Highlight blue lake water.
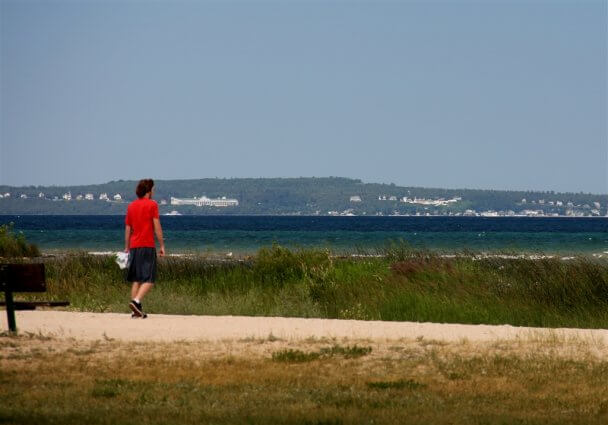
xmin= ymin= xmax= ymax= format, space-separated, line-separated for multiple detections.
xmin=1 ymin=215 xmax=608 ymax=255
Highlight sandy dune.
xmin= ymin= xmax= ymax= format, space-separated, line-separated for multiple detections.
xmin=2 ymin=310 xmax=608 ymax=345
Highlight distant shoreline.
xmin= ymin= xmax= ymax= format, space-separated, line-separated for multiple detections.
xmin=1 ymin=213 xmax=608 ymax=218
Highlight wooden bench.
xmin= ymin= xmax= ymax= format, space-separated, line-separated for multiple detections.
xmin=0 ymin=263 xmax=69 ymax=333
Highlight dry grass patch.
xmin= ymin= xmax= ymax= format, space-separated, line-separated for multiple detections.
xmin=0 ymin=334 xmax=607 ymax=424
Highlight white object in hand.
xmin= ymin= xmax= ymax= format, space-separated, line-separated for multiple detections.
xmin=115 ymin=252 xmax=129 ymax=269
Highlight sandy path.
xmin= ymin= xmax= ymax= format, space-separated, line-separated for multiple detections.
xmin=2 ymin=310 xmax=608 ymax=344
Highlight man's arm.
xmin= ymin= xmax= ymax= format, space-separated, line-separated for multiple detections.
xmin=153 ymin=218 xmax=165 ymax=256
xmin=124 ymin=225 xmax=131 ymax=252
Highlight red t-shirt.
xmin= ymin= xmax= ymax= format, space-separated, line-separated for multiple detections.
xmin=125 ymin=198 xmax=160 ymax=248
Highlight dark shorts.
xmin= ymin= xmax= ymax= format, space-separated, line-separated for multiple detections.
xmin=127 ymin=247 xmax=157 ymax=283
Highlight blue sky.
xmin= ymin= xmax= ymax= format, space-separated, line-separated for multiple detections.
xmin=1 ymin=0 xmax=606 ymax=193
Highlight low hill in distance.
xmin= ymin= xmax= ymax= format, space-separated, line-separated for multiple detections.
xmin=0 ymin=177 xmax=606 ymax=217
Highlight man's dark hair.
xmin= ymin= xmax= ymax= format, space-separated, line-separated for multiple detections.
xmin=136 ymin=179 xmax=154 ymax=199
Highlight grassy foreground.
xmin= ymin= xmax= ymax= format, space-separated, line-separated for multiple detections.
xmin=13 ymin=244 xmax=608 ymax=328
xmin=1 ymin=333 xmax=607 ymax=425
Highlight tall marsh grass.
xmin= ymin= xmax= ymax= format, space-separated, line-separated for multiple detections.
xmin=20 ymin=244 xmax=608 ymax=328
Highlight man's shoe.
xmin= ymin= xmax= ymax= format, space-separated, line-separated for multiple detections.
xmin=129 ymin=300 xmax=144 ymax=317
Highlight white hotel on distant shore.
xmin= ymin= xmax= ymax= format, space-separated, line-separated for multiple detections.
xmin=170 ymin=196 xmax=239 ymax=207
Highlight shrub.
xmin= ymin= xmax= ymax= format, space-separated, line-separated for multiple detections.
xmin=366 ymin=379 xmax=426 ymax=390
xmin=391 ymin=256 xmax=454 ymax=278
xmin=319 ymin=344 xmax=372 ymax=358
xmin=272 ymin=349 xmax=320 ymax=363
xmin=272 ymin=345 xmax=372 ymax=363
xmin=382 ymin=239 xmax=414 ymax=262
xmin=0 ymin=223 xmax=40 ymax=258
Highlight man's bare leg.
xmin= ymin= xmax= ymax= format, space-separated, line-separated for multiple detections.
xmin=131 ymin=282 xmax=141 ymax=300
xmin=135 ymin=282 xmax=153 ymax=302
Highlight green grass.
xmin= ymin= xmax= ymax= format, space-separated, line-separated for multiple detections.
xmin=15 ymin=244 xmax=608 ymax=328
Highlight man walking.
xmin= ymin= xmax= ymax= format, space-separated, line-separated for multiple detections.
xmin=124 ymin=179 xmax=165 ymax=318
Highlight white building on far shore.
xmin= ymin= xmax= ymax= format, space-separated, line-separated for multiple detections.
xmin=350 ymin=195 xmax=362 ymax=202
xmin=99 ymin=193 xmax=109 ymax=201
xmin=521 ymin=209 xmax=545 ymax=216
xmin=401 ymin=196 xmax=461 ymax=207
xmin=171 ymin=195 xmax=239 ymax=207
